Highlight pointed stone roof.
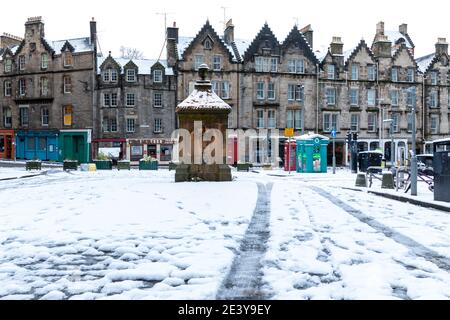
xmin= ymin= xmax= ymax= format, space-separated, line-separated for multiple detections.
xmin=60 ymin=40 xmax=75 ymax=53
xmin=281 ymin=25 xmax=319 ymax=65
xmin=243 ymin=23 xmax=280 ymax=61
xmin=392 ymin=43 xmax=418 ymax=69
xmin=345 ymin=39 xmax=376 ymax=67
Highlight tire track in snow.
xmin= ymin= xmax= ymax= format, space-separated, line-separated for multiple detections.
xmin=216 ymin=182 xmax=273 ymax=300
xmin=308 ymin=185 xmax=450 ymax=273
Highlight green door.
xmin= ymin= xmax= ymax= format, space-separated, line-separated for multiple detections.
xmin=73 ymin=135 xmax=85 ymax=163
xmin=63 ymin=135 xmax=73 ymax=160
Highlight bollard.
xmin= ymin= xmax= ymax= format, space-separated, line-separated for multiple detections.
xmin=381 ymin=172 xmax=394 ymax=189
xmin=355 ymin=173 xmax=368 ymax=187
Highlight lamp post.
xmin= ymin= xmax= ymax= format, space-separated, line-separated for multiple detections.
xmin=406 ymin=87 xmax=418 ymax=196
xmin=383 ymin=118 xmax=394 ymax=168
xmin=298 ymin=84 xmax=305 ymax=136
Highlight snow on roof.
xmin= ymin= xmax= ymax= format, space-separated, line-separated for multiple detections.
xmin=416 ymin=53 xmax=435 ymax=73
xmin=177 ymin=36 xmax=194 ymax=59
xmin=343 ymin=49 xmax=353 ymax=62
xmin=232 ymin=39 xmax=252 ymax=59
xmin=50 ymin=37 xmax=94 ymax=53
xmin=297 ymin=132 xmax=330 ymax=141
xmin=96 ymin=56 xmax=174 ymax=76
xmin=384 ymin=31 xmax=413 ymax=48
xmin=177 ymin=86 xmax=231 ymax=111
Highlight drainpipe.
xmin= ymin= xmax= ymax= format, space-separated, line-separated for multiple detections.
xmin=422 ymin=75 xmax=426 ymax=149
xmin=316 ymin=63 xmax=319 ymax=133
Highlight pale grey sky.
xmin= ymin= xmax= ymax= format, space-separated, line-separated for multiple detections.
xmin=1 ymin=0 xmax=448 ymax=60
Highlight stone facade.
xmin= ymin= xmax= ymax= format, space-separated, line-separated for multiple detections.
xmin=95 ymin=54 xmax=176 ymax=162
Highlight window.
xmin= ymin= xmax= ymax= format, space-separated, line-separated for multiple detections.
xmin=4 ymin=81 xmax=12 ymax=97
xmin=3 ymin=107 xmax=12 ymax=127
xmin=40 ymin=77 xmax=49 ymax=96
xmin=126 ymin=69 xmax=136 ymax=82
xmin=407 ymin=68 xmax=414 ymax=82
xmin=326 ymin=88 xmax=336 ymax=105
xmin=19 ymin=107 xmax=29 ymax=126
xmin=154 ymin=118 xmax=162 ymax=133
xmin=327 ymin=65 xmax=335 ymax=79
xmin=41 ymin=107 xmax=49 ymax=126
xmin=256 ymin=82 xmax=265 ymax=100
xmin=111 ymin=69 xmax=118 ymax=82
xmin=154 ymin=70 xmax=163 ymax=83
xmin=255 ymin=57 xmax=278 ymax=72
xmin=430 ymin=115 xmax=439 ymax=134
xmin=390 ymin=90 xmax=399 ymax=107
xmin=288 ymin=59 xmax=305 ymax=74
xmin=19 ymin=79 xmax=26 ymax=96
xmin=63 ymin=106 xmax=73 ymax=126
xmin=4 ymin=59 xmax=12 ymax=73
xmin=19 ymin=55 xmax=25 ymax=70
xmin=323 ymin=112 xmax=338 ymax=132
xmin=367 ymin=89 xmax=376 ymax=106
xmin=126 ymin=93 xmax=135 ymax=107
xmin=268 ymin=82 xmax=275 ymax=100
xmin=367 ymin=65 xmax=376 ymax=81
xmin=351 ymin=65 xmax=359 ymax=80
xmin=194 ymin=55 xmax=204 ymax=70
xmin=213 ymin=55 xmax=222 ymax=71
xmin=350 ymin=89 xmax=359 ymax=106
xmin=103 ymin=70 xmax=110 ymax=82
xmin=110 ymin=118 xmax=117 ymax=132
xmin=267 ymin=110 xmax=276 ymax=129
xmin=287 ymin=110 xmax=302 ymax=129
xmin=288 ymin=84 xmax=295 ymax=101
xmin=448 ymin=92 xmax=450 ymax=108
xmin=430 ymin=91 xmax=438 ymax=108
xmin=63 ymin=76 xmax=72 ymax=93
xmin=221 ymin=82 xmax=230 ymax=99
xmin=391 ymin=68 xmax=398 ymax=82
xmin=41 ymin=53 xmax=49 ymax=69
xmin=256 ymin=110 xmax=264 ymax=128
xmin=103 ymin=93 xmax=111 ymax=107
xmin=392 ymin=114 xmax=400 ymax=133
xmin=204 ymin=39 xmax=212 ymax=50
xmin=111 ymin=93 xmax=117 ymax=107
xmin=64 ymin=52 xmax=73 ymax=67
xmin=431 ymin=71 xmax=438 ymax=85
xmin=368 ymin=112 xmax=377 ymax=132
xmin=126 ymin=118 xmax=135 ymax=133
xmin=102 ymin=118 xmax=109 ymax=132
xmin=154 ymin=92 xmax=163 ymax=107
xmin=407 ymin=90 xmax=414 ymax=107
xmin=351 ymin=114 xmax=359 ymax=132
xmin=407 ymin=113 xmax=413 ymax=132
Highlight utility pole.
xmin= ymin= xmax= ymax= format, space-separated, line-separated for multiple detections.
xmin=156 ymin=12 xmax=174 ymax=61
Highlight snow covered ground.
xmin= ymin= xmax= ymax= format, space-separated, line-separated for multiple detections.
xmin=0 ymin=167 xmax=449 ymax=300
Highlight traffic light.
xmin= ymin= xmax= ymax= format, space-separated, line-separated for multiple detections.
xmin=346 ymin=132 xmax=352 ymax=145
xmin=352 ymin=132 xmax=358 ymax=141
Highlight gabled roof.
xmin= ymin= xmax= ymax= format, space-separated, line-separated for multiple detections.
xmin=48 ymin=37 xmax=94 ymax=54
xmin=97 ymin=56 xmax=174 ymax=75
xmin=123 ymin=60 xmax=138 ymax=70
xmin=385 ymin=30 xmax=415 ymax=49
xmin=243 ymin=23 xmax=280 ymax=61
xmin=345 ymin=39 xmax=376 ymax=67
xmin=281 ymin=25 xmax=319 ymax=65
xmin=60 ymin=40 xmax=75 ymax=53
xmin=99 ymin=54 xmax=122 ymax=72
xmin=392 ymin=43 xmax=418 ymax=69
xmin=416 ymin=52 xmax=449 ymax=73
xmin=181 ymin=20 xmax=235 ymax=63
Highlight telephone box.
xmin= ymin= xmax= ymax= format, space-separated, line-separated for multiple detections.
xmin=296 ymin=133 xmax=330 ymax=173
xmin=284 ymin=140 xmax=297 ymax=171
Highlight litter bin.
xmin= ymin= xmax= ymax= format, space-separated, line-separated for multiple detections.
xmin=358 ymin=151 xmax=383 ymax=172
xmin=433 ymin=140 xmax=450 ymax=202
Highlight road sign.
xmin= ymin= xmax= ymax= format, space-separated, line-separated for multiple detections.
xmin=285 ymin=128 xmax=294 ymax=137
xmin=331 ymin=130 xmax=336 ymax=139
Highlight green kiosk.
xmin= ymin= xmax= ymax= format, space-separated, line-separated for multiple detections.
xmin=58 ymin=129 xmax=91 ymax=164
xmin=296 ymin=133 xmax=330 ymax=173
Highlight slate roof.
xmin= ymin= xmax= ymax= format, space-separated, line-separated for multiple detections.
xmin=97 ymin=56 xmax=174 ymax=75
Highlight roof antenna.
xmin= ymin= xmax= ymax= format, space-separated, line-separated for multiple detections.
xmin=156 ymin=12 xmax=174 ymax=62
xmin=220 ymin=6 xmax=229 ymax=31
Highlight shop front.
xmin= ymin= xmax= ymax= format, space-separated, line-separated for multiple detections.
xmin=15 ymin=130 xmax=59 ymax=161
xmin=59 ymin=130 xmax=91 ymax=164
xmin=127 ymin=138 xmax=175 ymax=163
xmin=91 ymin=138 xmax=127 ymax=162
xmin=0 ymin=130 xmax=15 ymax=160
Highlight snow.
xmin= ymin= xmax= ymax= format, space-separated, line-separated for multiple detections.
xmin=96 ymin=56 xmax=174 ymax=76
xmin=177 ymin=88 xmax=232 ymax=111
xmin=50 ymin=38 xmax=94 ymax=53
xmin=416 ymin=53 xmax=435 ymax=73
xmin=0 ymin=166 xmax=450 ymax=299
xmin=384 ymin=31 xmax=413 ymax=49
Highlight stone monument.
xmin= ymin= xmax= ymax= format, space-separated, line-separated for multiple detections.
xmin=175 ymin=64 xmax=232 ymax=182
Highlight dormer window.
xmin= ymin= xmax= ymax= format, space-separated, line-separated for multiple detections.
xmin=41 ymin=53 xmax=49 ymax=69
xmin=204 ymin=39 xmax=212 ymax=50
xmin=126 ymin=69 xmax=136 ymax=82
xmin=153 ymin=70 xmax=163 ymax=83
xmin=4 ymin=59 xmax=12 ymax=73
xmin=111 ymin=69 xmax=118 ymax=82
xmin=103 ymin=70 xmax=110 ymax=82
xmin=19 ymin=55 xmax=25 ymax=71
xmin=64 ymin=52 xmax=73 ymax=67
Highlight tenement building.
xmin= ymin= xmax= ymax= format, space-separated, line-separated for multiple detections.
xmin=170 ymin=19 xmax=449 ymax=166
xmin=95 ymin=54 xmax=176 ymax=163
xmin=0 ymin=17 xmax=97 ymax=163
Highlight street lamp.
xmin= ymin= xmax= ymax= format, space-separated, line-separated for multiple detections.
xmin=383 ymin=118 xmax=394 ymax=167
xmin=406 ymin=86 xmax=418 ymax=196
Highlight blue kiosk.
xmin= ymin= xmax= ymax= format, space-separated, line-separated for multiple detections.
xmin=296 ymin=133 xmax=330 ymax=173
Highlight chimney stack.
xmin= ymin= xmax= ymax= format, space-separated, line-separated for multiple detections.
xmin=436 ymin=38 xmax=448 ymax=55
xmin=90 ymin=17 xmax=97 ymax=50
xmin=399 ymin=23 xmax=408 ymax=35
xmin=372 ymin=35 xmax=392 ymax=58
xmin=167 ymin=21 xmax=179 ymax=43
xmin=25 ymin=16 xmax=45 ymax=39
xmin=330 ymin=36 xmax=343 ymax=55
xmin=376 ymin=21 xmax=385 ymax=35
xmin=166 ymin=21 xmax=179 ymax=67
xmin=300 ymin=24 xmax=313 ymax=49
xmin=224 ymin=19 xmax=234 ymax=45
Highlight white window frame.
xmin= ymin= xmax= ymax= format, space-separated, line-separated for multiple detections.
xmin=256 ymin=82 xmax=265 ymax=100
xmin=4 ymin=81 xmax=12 ymax=97
xmin=268 ymin=82 xmax=275 ymax=100
xmin=111 ymin=93 xmax=118 ymax=107
xmin=431 ymin=71 xmax=438 ymax=85
xmin=19 ymin=79 xmax=26 ymax=96
xmin=19 ymin=55 xmax=25 ymax=70
xmin=430 ymin=91 xmax=438 ymax=108
xmin=213 ymin=55 xmax=222 ymax=71
xmin=286 ymin=110 xmax=294 ymax=128
xmin=391 ymin=90 xmax=399 ymax=107
xmin=41 ymin=108 xmax=49 ymax=126
xmin=126 ymin=118 xmax=135 ymax=133
xmin=63 ymin=76 xmax=72 ymax=94
xmin=350 ymin=114 xmax=359 ymax=132
xmin=430 ymin=115 xmax=439 ymax=134
xmin=126 ymin=93 xmax=136 ymax=107
xmin=323 ymin=112 xmax=339 ymax=132
xmin=270 ymin=57 xmax=278 ymax=73
xmin=63 ymin=52 xmax=73 ymax=67
xmin=256 ymin=110 xmax=264 ymax=128
xmin=392 ymin=114 xmax=400 ymax=133
xmin=40 ymin=77 xmax=49 ymax=96
xmin=3 ymin=107 xmax=12 ymax=127
xmin=221 ymin=82 xmax=230 ymax=99
xmin=351 ymin=65 xmax=359 ymax=80
xmin=407 ymin=68 xmax=415 ymax=82
xmin=103 ymin=70 xmax=110 ymax=82
xmin=154 ymin=118 xmax=163 ymax=133
xmin=41 ymin=53 xmax=49 ymax=69
xmin=391 ymin=67 xmax=398 ymax=82
xmin=367 ymin=65 xmax=376 ymax=81
xmin=154 ymin=92 xmax=163 ymax=108
xmin=326 ymin=88 xmax=336 ymax=105
xmin=350 ymin=88 xmax=359 ymax=106
xmin=367 ymin=89 xmax=376 ymax=106
xmin=111 ymin=69 xmax=118 ymax=82
xmin=126 ymin=69 xmax=136 ymax=82
xmin=19 ymin=107 xmax=29 ymax=126
xmin=294 ymin=110 xmax=302 ymax=130
xmin=110 ymin=118 xmax=118 ymax=132
xmin=368 ymin=112 xmax=377 ymax=132
xmin=103 ymin=93 xmax=111 ymax=107
xmin=327 ymin=65 xmax=335 ymax=80
xmin=153 ymin=70 xmax=163 ymax=83
xmin=267 ymin=110 xmax=276 ymax=129
xmin=194 ymin=55 xmax=204 ymax=70
xmin=4 ymin=59 xmax=12 ymax=73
